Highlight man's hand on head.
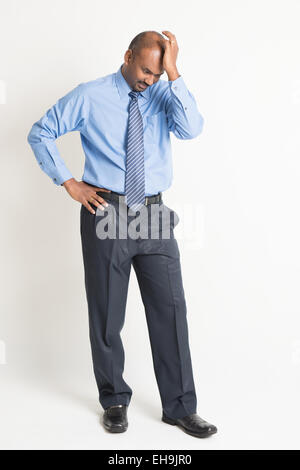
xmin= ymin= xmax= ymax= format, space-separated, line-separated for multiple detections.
xmin=161 ymin=31 xmax=180 ymax=81
xmin=62 ymin=178 xmax=111 ymax=214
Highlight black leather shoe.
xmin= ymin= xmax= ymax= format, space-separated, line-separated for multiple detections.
xmin=103 ymin=405 xmax=128 ymax=433
xmin=162 ymin=412 xmax=217 ymax=438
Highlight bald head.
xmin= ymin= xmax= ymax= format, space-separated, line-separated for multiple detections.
xmin=128 ymin=30 xmax=165 ymax=61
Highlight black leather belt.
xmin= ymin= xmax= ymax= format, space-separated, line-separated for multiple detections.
xmin=96 ymin=190 xmax=163 ymax=206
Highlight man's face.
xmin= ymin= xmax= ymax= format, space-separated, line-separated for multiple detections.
xmin=123 ymin=47 xmax=164 ymax=92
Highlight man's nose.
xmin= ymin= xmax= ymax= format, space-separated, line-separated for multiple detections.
xmin=145 ymin=76 xmax=154 ymax=86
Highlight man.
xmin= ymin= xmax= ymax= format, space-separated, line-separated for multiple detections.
xmin=27 ymin=30 xmax=218 ymax=439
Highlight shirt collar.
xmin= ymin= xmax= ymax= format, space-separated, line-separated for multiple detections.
xmin=115 ymin=63 xmax=150 ymax=101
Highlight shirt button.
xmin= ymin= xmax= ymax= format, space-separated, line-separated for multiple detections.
xmin=174 ymin=86 xmax=177 ymax=90
xmin=39 ymin=161 xmax=42 ymax=165
xmin=53 ymin=178 xmax=57 ymax=182
xmin=184 ymin=107 xmax=187 ymax=110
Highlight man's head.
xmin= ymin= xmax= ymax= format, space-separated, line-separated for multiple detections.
xmin=122 ymin=31 xmax=166 ymax=92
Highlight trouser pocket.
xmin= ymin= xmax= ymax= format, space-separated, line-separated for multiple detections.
xmin=162 ymin=203 xmax=180 ymax=228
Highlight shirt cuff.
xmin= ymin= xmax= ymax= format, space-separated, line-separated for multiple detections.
xmin=30 ymin=142 xmax=74 ymax=186
xmin=168 ymin=75 xmax=190 ymax=111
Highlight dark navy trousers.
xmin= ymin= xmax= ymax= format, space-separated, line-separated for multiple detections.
xmin=80 ymin=193 xmax=197 ymax=419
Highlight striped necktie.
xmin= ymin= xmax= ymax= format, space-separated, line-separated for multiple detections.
xmin=125 ymin=90 xmax=145 ymax=212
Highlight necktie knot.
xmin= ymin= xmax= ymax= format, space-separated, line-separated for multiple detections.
xmin=129 ymin=90 xmax=140 ymax=100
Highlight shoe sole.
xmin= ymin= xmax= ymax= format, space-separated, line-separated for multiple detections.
xmin=102 ymin=422 xmax=128 ymax=432
xmin=162 ymin=415 xmax=217 ymax=438
xmin=103 ymin=422 xmax=128 ymax=433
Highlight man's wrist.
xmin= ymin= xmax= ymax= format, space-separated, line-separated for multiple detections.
xmin=167 ymin=68 xmax=180 ymax=81
xmin=62 ymin=177 xmax=77 ymax=188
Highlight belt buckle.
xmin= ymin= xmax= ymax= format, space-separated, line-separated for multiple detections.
xmin=145 ymin=196 xmax=149 ymax=206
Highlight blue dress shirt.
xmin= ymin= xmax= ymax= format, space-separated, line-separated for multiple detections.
xmin=27 ymin=63 xmax=204 ymax=196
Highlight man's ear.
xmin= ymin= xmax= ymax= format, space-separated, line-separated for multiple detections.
xmin=124 ymin=49 xmax=133 ymax=66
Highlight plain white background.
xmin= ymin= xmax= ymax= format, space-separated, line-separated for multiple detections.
xmin=1 ymin=0 xmax=300 ymax=450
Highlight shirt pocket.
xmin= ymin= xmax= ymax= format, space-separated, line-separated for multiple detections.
xmin=146 ymin=110 xmax=166 ymax=136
